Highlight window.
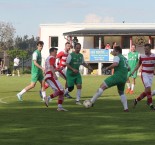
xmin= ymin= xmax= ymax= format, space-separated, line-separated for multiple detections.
xmin=50 ymin=36 xmax=58 ymax=47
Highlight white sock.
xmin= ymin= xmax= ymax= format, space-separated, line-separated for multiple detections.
xmin=42 ymin=91 xmax=46 ymax=99
xmin=131 ymin=84 xmax=134 ymax=91
xmin=58 ymin=104 xmax=62 ymax=108
xmin=76 ymin=89 xmax=81 ymax=101
xmin=120 ymin=94 xmax=128 ymax=110
xmin=64 ymin=88 xmax=69 ymax=95
xmin=152 ymin=90 xmax=155 ymax=96
xmin=19 ymin=89 xmax=26 ymax=96
xmin=91 ymin=88 xmax=103 ymax=103
xmin=126 ymin=83 xmax=130 ymax=89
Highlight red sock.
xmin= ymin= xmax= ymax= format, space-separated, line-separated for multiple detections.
xmin=50 ymin=91 xmax=60 ymax=98
xmin=58 ymin=99 xmax=63 ymax=105
xmin=44 ymin=83 xmax=49 ymax=89
xmin=146 ymin=92 xmax=152 ymax=105
xmin=137 ymin=92 xmax=146 ymax=101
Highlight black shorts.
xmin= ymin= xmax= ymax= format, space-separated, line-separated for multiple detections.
xmin=13 ymin=66 xmax=20 ymax=70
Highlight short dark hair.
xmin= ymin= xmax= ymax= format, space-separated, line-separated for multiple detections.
xmin=37 ymin=41 xmax=44 ymax=46
xmin=114 ymin=45 xmax=122 ymax=54
xmin=144 ymin=43 xmax=152 ymax=48
xmin=74 ymin=43 xmax=81 ymax=48
xmin=49 ymin=47 xmax=58 ymax=53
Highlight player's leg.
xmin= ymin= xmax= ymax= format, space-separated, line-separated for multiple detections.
xmin=126 ymin=72 xmax=131 ymax=94
xmin=130 ymin=71 xmax=137 ymax=94
xmin=90 ymin=75 xmax=118 ymax=104
xmin=64 ymin=75 xmax=75 ymax=97
xmin=59 ymin=70 xmax=73 ymax=98
xmin=44 ymin=78 xmax=64 ymax=107
xmin=117 ymin=83 xmax=128 ymax=112
xmin=16 ymin=73 xmax=38 ymax=101
xmin=12 ymin=66 xmax=16 ymax=76
xmin=75 ymin=74 xmax=83 ymax=105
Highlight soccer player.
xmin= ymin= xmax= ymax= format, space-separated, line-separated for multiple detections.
xmin=132 ymin=43 xmax=155 ymax=110
xmin=12 ymin=56 xmax=20 ymax=76
xmin=65 ymin=43 xmax=93 ymax=105
xmin=88 ymin=46 xmax=129 ymax=112
xmin=41 ymin=42 xmax=72 ymax=99
xmin=44 ymin=47 xmax=67 ymax=111
xmin=17 ymin=41 xmax=46 ymax=101
xmin=126 ymin=44 xmax=139 ymax=94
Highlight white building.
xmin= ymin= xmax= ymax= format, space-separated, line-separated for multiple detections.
xmin=39 ymin=23 xmax=155 ymax=75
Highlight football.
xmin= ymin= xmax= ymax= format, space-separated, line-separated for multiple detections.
xmin=83 ymin=100 xmax=92 ymax=108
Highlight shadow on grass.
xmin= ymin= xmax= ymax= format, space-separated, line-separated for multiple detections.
xmin=0 ymin=99 xmax=155 ymax=145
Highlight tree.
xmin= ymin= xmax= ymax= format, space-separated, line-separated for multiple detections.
xmin=0 ymin=21 xmax=15 ymax=51
xmin=14 ymin=35 xmax=39 ymax=54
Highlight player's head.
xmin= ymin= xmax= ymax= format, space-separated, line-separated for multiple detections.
xmin=65 ymin=42 xmax=71 ymax=52
xmin=144 ymin=43 xmax=152 ymax=55
xmin=49 ymin=47 xmax=58 ymax=57
xmin=74 ymin=43 xmax=81 ymax=53
xmin=112 ymin=45 xmax=122 ymax=56
xmin=130 ymin=44 xmax=136 ymax=52
xmin=37 ymin=41 xmax=44 ymax=51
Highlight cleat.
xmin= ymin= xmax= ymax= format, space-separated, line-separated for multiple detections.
xmin=65 ymin=93 xmax=73 ymax=99
xmin=124 ymin=109 xmax=129 ymax=112
xmin=39 ymin=90 xmax=43 ymax=99
xmin=57 ymin=107 xmax=68 ymax=111
xmin=76 ymin=101 xmax=82 ymax=105
xmin=17 ymin=93 xmax=23 ymax=101
xmin=126 ymin=88 xmax=131 ymax=94
xmin=44 ymin=96 xmax=49 ymax=107
xmin=150 ymin=105 xmax=155 ymax=110
xmin=130 ymin=90 xmax=134 ymax=94
xmin=133 ymin=99 xmax=137 ymax=108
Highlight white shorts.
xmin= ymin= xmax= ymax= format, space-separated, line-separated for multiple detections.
xmin=141 ymin=72 xmax=154 ymax=88
xmin=46 ymin=78 xmax=64 ymax=92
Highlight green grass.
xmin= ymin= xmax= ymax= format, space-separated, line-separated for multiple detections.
xmin=0 ymin=75 xmax=155 ymax=145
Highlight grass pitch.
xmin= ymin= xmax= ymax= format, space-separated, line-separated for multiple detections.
xmin=0 ymin=75 xmax=155 ymax=145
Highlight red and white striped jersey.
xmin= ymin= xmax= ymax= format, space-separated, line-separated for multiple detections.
xmin=139 ymin=53 xmax=155 ymax=74
xmin=56 ymin=50 xmax=69 ymax=69
xmin=45 ymin=56 xmax=56 ymax=79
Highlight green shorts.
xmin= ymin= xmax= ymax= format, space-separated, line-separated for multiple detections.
xmin=31 ymin=72 xmax=44 ymax=83
xmin=66 ymin=73 xmax=82 ymax=87
xmin=104 ymin=74 xmax=127 ymax=92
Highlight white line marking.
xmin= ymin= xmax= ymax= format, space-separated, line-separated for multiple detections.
xmin=0 ymin=96 xmax=13 ymax=104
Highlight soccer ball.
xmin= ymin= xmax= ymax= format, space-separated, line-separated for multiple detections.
xmin=83 ymin=100 xmax=92 ymax=108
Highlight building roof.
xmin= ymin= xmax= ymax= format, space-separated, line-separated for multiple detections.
xmin=63 ymin=29 xmax=155 ymax=36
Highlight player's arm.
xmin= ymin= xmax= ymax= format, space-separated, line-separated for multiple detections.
xmin=66 ymin=54 xmax=79 ymax=73
xmin=82 ymin=57 xmax=93 ymax=72
xmin=131 ymin=59 xmax=141 ymax=76
xmin=106 ymin=56 xmax=119 ymax=70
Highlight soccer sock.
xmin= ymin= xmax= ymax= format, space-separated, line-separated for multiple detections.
xmin=76 ymin=89 xmax=81 ymax=101
xmin=91 ymin=88 xmax=103 ymax=103
xmin=58 ymin=103 xmax=62 ymax=108
xmin=44 ymin=83 xmax=49 ymax=89
xmin=19 ymin=89 xmax=26 ymax=96
xmin=137 ymin=92 xmax=146 ymax=101
xmin=58 ymin=99 xmax=63 ymax=108
xmin=151 ymin=90 xmax=155 ymax=96
xmin=64 ymin=88 xmax=69 ymax=95
xmin=146 ymin=92 xmax=152 ymax=105
xmin=120 ymin=94 xmax=128 ymax=110
xmin=41 ymin=91 xmax=46 ymax=99
xmin=131 ymin=84 xmax=135 ymax=91
xmin=126 ymin=83 xmax=130 ymax=89
xmin=50 ymin=91 xmax=60 ymax=98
